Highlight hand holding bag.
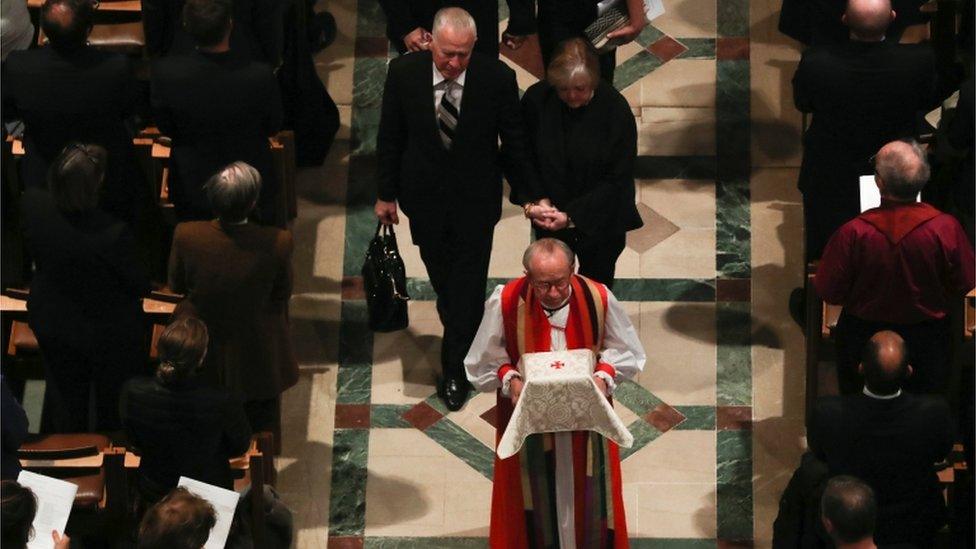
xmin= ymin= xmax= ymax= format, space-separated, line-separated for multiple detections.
xmin=362 ymin=222 xmax=410 ymax=332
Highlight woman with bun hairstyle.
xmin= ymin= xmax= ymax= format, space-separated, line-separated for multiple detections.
xmin=120 ymin=317 xmax=251 ymax=504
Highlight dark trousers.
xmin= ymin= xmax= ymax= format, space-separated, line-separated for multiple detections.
xmin=414 ymin=221 xmax=494 ymax=380
xmin=537 ymin=0 xmax=616 ymax=84
xmin=535 ymin=227 xmax=625 ymax=289
xmin=834 ymin=311 xmax=951 ymax=395
xmin=802 ymin=187 xmax=860 ymax=263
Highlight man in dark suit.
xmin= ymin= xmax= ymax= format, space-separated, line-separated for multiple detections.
xmin=2 ymin=0 xmax=152 ymax=234
xmin=374 ymin=7 xmax=538 ymax=411
xmin=152 ymin=0 xmax=283 ymax=225
xmin=379 ymin=0 xmax=535 ymax=58
xmin=792 ymin=0 xmax=940 ymax=262
xmin=808 ymin=331 xmax=954 ymax=547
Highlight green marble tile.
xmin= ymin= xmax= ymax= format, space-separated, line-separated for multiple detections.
xmin=343 ymin=205 xmax=379 ymax=277
xmin=337 ymin=367 xmax=372 ymax=405
xmin=365 ymin=538 xmax=488 ymax=548
xmin=423 ymin=393 xmax=451 ymax=416
xmin=619 ymin=419 xmax=663 ymax=461
xmin=338 ymin=300 xmax=373 ymax=363
xmin=673 ymin=405 xmax=716 ymax=430
xmin=716 ymin=61 xmax=751 ymax=180
xmin=370 ymin=404 xmax=414 ymax=428
xmin=351 ymin=107 xmax=382 ymax=156
xmin=716 ymin=179 xmax=751 ymax=279
xmin=717 ymin=430 xmax=753 ymax=539
xmin=406 ymin=277 xmax=511 ymax=302
xmin=329 ymin=429 xmax=370 ymax=536
xmin=614 ymin=50 xmax=663 ymax=91
xmin=716 ymin=430 xmax=751 ymax=483
xmin=356 ymin=0 xmax=387 ymax=38
xmin=717 ymin=0 xmax=750 ymax=37
xmin=612 ymin=278 xmax=716 ymax=302
xmin=717 ymin=481 xmax=754 ymax=540
xmin=614 ymin=380 xmax=664 ymax=417
xmin=675 ymin=38 xmax=716 ymax=59
xmin=630 ymin=540 xmax=716 ymax=549
xmin=353 ymin=58 xmax=389 ymax=110
xmin=425 ymin=418 xmax=495 ymax=480
xmin=633 ymin=156 xmax=716 ymax=180
xmin=346 ymin=155 xmax=379 ymax=206
xmin=634 ymin=24 xmax=666 ymax=48
xmin=716 ymin=302 xmax=751 ymax=406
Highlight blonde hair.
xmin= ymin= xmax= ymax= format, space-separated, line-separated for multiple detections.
xmin=546 ymin=38 xmax=600 ymax=89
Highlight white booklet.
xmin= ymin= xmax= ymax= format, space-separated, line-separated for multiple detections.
xmin=16 ymin=471 xmax=76 ymax=549
xmin=178 ymin=477 xmax=241 ymax=549
xmin=859 ymin=175 xmax=920 ymax=212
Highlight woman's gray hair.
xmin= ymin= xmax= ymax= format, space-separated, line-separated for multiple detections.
xmin=204 ymin=161 xmax=262 ymax=222
xmin=432 ymin=6 xmax=477 ymax=39
xmin=547 ymin=38 xmax=600 ymax=89
xmin=522 ymin=238 xmax=576 ymax=271
xmin=875 ymin=139 xmax=930 ymax=200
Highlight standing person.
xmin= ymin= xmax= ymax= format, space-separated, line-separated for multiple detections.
xmin=168 ymin=162 xmax=297 ymax=436
xmin=22 ymin=144 xmax=150 ymax=432
xmin=151 ymin=0 xmax=283 ymax=225
xmin=522 ymin=38 xmax=642 ymax=288
xmin=465 ymin=238 xmax=645 ymax=548
xmin=374 ymin=7 xmax=539 ymax=411
xmin=815 ymin=140 xmax=974 ymax=394
xmin=378 ymin=0 xmax=535 ymax=58
xmin=536 ymin=0 xmax=647 ymax=85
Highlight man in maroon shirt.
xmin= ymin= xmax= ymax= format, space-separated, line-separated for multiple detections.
xmin=815 ymin=139 xmax=975 ymax=394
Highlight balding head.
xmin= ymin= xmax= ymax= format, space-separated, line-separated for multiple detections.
xmin=860 ymin=331 xmax=910 ymax=395
xmin=41 ymin=0 xmax=94 ymax=51
xmin=874 ymin=139 xmax=930 ymax=201
xmin=844 ymin=0 xmax=895 ymax=41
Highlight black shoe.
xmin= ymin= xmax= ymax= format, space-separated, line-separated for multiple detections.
xmin=439 ymin=377 xmax=470 ymax=412
xmin=789 ymin=287 xmax=806 ymax=329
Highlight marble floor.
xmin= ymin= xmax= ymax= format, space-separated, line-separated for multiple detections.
xmin=280 ymin=0 xmax=807 ymax=547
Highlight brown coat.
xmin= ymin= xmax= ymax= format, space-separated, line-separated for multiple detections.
xmin=168 ymin=220 xmax=297 ymax=401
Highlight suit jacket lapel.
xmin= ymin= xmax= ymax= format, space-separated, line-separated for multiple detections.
xmin=416 ymin=53 xmax=444 ymax=152
xmin=450 ymin=57 xmax=482 ymax=152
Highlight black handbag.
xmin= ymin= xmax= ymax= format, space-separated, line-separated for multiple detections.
xmin=362 ymin=222 xmax=410 ymax=332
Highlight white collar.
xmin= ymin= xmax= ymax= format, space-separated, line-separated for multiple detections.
xmin=432 ymin=63 xmax=466 ymax=88
xmin=863 ymin=386 xmax=901 ymax=400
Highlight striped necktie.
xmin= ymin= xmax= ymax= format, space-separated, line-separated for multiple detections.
xmin=437 ymin=79 xmax=459 ymax=149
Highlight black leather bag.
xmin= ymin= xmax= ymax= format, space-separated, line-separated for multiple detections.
xmin=362 ymin=222 xmax=410 ymax=332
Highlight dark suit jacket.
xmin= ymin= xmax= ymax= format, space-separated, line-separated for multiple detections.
xmin=378 ymin=0 xmax=535 ymax=58
xmin=376 ymin=51 xmax=538 ymax=242
xmin=168 ymin=220 xmax=297 ymax=402
xmin=2 ymin=46 xmax=147 ymax=227
xmin=142 ymin=0 xmax=279 ymax=64
xmin=521 ymin=80 xmax=642 ymax=237
xmin=1 ymin=376 xmax=29 ymax=480
xmin=808 ymin=393 xmax=954 ymax=545
xmin=21 ymin=188 xmax=149 ymax=352
xmin=152 ymin=51 xmax=282 ymax=223
xmin=120 ymin=376 xmax=251 ymax=501
xmin=793 ymin=40 xmax=939 ymax=198
xmin=779 ymin=0 xmax=930 ymax=46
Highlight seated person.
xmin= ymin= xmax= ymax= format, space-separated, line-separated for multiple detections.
xmin=815 ymin=139 xmax=975 ymax=394
xmin=22 ymin=144 xmax=149 ymax=433
xmin=820 ymin=475 xmax=880 ymax=549
xmin=167 ymin=162 xmax=297 ymax=435
xmin=2 ymin=0 xmax=151 ymax=233
xmin=151 ymin=0 xmax=283 ymax=224
xmin=137 ymin=487 xmax=215 ymax=549
xmin=1 ymin=480 xmax=69 ymax=548
xmin=120 ymin=317 xmax=251 ymax=505
xmin=808 ymin=330 xmax=955 ymax=547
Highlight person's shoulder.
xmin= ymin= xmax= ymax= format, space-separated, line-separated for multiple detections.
xmin=172 ymin=220 xmax=216 ymax=242
xmin=596 ymin=80 xmax=631 ymax=112
xmin=905 ymin=393 xmax=951 ymax=417
xmin=3 ymin=46 xmax=43 ymax=71
xmin=812 ymin=395 xmax=845 ymax=419
xmin=389 ymin=50 xmax=430 ymax=74
xmin=121 ymin=376 xmax=158 ymax=397
xmin=522 ymin=80 xmax=551 ymax=103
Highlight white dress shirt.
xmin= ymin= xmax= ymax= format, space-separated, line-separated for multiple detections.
xmin=432 ymin=63 xmax=465 ymax=117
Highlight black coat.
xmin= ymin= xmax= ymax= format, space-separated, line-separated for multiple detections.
xmin=2 ymin=46 xmax=147 ymax=227
xmin=375 ymin=50 xmax=538 ymax=242
xmin=21 ymin=188 xmax=149 ymax=352
xmin=142 ymin=0 xmax=279 ymax=64
xmin=378 ymin=0 xmax=535 ymax=58
xmin=151 ymin=50 xmax=282 ymax=223
xmin=120 ymin=376 xmax=251 ymax=501
xmin=521 ymin=80 xmax=642 ymax=237
xmin=808 ymin=393 xmax=954 ymax=545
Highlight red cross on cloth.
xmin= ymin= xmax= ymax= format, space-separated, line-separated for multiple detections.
xmin=550 ymin=361 xmax=564 ymax=370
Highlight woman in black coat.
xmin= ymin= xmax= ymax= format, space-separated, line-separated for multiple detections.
xmin=521 ymin=38 xmax=643 ymax=287
xmin=120 ymin=317 xmax=251 ymax=505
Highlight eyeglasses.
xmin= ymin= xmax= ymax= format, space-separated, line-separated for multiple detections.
xmin=530 ymin=279 xmax=571 ymax=292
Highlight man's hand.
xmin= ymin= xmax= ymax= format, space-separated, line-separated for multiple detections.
xmin=592 ymin=375 xmax=608 ymax=397
xmin=53 ymin=531 xmax=70 ymax=549
xmin=502 ymin=31 xmax=528 ymax=50
xmin=510 ymin=376 xmax=524 ymax=406
xmin=375 ymin=199 xmax=400 ymax=225
xmin=606 ymin=15 xmax=647 ymax=44
xmin=403 ymin=27 xmax=432 ymax=52
xmin=532 ymin=210 xmax=570 ymax=231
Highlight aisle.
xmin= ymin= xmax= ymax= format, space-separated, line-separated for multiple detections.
xmin=279 ymin=1 xmax=807 ymax=547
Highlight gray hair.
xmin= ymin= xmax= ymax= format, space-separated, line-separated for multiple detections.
xmin=875 ymin=139 xmax=930 ymax=200
xmin=432 ymin=7 xmax=477 ymax=40
xmin=204 ymin=161 xmax=262 ymax=222
xmin=522 ymin=238 xmax=576 ymax=271
xmin=547 ymin=38 xmax=600 ymax=89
